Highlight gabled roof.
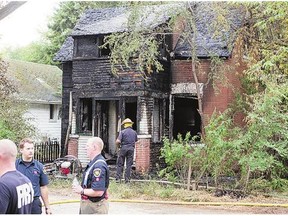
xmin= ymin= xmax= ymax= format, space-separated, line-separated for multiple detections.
xmin=54 ymin=3 xmax=182 ymax=62
xmin=5 ymin=59 xmax=62 ymax=104
xmin=54 ymin=2 xmax=245 ymax=62
xmin=71 ymin=4 xmax=182 ymax=36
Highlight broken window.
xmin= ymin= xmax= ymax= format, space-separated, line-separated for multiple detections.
xmin=74 ymin=35 xmax=110 ymax=58
xmin=173 ymin=96 xmax=201 ymax=140
xmin=74 ymin=36 xmax=98 ymax=58
xmin=97 ymin=35 xmax=111 ymax=57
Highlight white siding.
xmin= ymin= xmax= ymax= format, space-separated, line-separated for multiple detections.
xmin=23 ymin=103 xmax=61 ymax=141
xmin=108 ymin=101 xmax=117 ymax=155
xmin=78 ymin=135 xmax=90 ymax=167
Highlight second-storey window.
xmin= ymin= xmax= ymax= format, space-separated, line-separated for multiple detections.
xmin=74 ymin=35 xmax=110 ymax=58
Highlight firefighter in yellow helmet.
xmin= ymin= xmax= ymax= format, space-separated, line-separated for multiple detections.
xmin=115 ymin=118 xmax=138 ymax=183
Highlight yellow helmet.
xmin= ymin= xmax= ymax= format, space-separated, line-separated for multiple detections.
xmin=121 ymin=118 xmax=133 ymax=128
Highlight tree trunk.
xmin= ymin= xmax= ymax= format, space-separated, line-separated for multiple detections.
xmin=191 ymin=60 xmax=205 ymax=137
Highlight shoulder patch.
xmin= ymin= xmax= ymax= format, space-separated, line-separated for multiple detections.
xmin=93 ymin=168 xmax=101 ymax=177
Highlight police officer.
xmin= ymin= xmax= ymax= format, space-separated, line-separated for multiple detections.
xmin=116 ymin=118 xmax=138 ymax=183
xmin=0 ymin=139 xmax=33 ymax=214
xmin=72 ymin=137 xmax=109 ymax=214
xmin=16 ymin=138 xmax=52 ymax=214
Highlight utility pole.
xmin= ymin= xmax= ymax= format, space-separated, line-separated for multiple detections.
xmin=0 ymin=1 xmax=26 ymax=21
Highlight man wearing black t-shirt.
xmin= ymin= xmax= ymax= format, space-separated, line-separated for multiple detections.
xmin=0 ymin=139 xmax=33 ymax=214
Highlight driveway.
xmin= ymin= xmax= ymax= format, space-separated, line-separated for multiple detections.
xmin=47 ymin=192 xmax=288 ymax=214
xmin=48 ymin=201 xmax=241 ymax=214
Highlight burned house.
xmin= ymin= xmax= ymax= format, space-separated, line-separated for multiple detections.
xmin=54 ymin=3 xmax=245 ymax=172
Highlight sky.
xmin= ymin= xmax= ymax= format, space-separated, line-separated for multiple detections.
xmin=0 ymin=1 xmax=59 ymax=50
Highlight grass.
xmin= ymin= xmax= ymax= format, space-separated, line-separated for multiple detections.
xmin=48 ymin=176 xmax=288 ymax=205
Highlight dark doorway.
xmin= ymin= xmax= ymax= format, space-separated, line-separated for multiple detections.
xmin=173 ymin=97 xmax=201 ymax=140
xmin=125 ymin=99 xmax=137 ymax=131
xmin=80 ymin=98 xmax=93 ymax=134
xmin=95 ymin=101 xmax=109 ymax=153
xmin=94 ymin=100 xmax=119 ymax=158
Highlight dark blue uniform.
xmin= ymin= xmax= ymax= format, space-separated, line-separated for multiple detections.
xmin=116 ymin=127 xmax=138 ymax=183
xmin=16 ymin=158 xmax=49 ymax=214
xmin=0 ymin=170 xmax=33 ymax=214
xmin=80 ymin=154 xmax=109 ymax=214
xmin=81 ymin=154 xmax=109 ymax=202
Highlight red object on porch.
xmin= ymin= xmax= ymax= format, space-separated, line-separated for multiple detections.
xmin=60 ymin=167 xmax=70 ymax=175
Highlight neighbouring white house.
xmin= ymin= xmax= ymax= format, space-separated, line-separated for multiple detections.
xmin=6 ymin=58 xmax=62 ymax=141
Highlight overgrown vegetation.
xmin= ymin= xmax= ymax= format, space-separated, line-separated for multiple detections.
xmin=49 ymin=177 xmax=288 ymax=202
xmin=160 ymin=82 xmax=288 ymax=193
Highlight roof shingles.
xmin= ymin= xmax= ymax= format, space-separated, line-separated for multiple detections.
xmin=6 ymin=59 xmax=62 ymax=104
xmin=54 ymin=3 xmax=244 ymax=62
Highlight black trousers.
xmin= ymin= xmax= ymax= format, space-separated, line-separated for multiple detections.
xmin=116 ymin=145 xmax=134 ymax=182
xmin=31 ymin=196 xmax=42 ymax=214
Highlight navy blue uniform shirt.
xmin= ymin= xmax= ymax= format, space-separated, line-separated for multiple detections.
xmin=81 ymin=154 xmax=109 ymax=202
xmin=118 ymin=127 xmax=138 ymax=147
xmin=16 ymin=158 xmax=49 ymax=197
xmin=0 ymin=170 xmax=33 ymax=214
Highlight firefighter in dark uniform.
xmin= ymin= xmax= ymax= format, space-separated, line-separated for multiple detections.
xmin=72 ymin=137 xmax=109 ymax=214
xmin=16 ymin=138 xmax=51 ymax=214
xmin=0 ymin=139 xmax=33 ymax=214
xmin=116 ymin=118 xmax=138 ymax=183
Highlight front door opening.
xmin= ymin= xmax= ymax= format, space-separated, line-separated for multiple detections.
xmin=80 ymin=98 xmax=93 ymax=134
xmin=95 ymin=100 xmax=119 ymax=156
xmin=173 ymin=97 xmax=201 ymax=140
xmin=125 ymin=100 xmax=137 ymax=131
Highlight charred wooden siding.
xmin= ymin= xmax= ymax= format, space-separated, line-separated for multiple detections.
xmin=61 ymin=62 xmax=73 ymax=156
xmin=150 ymin=142 xmax=166 ymax=172
xmin=72 ymin=59 xmax=170 ymax=98
xmin=145 ymin=61 xmax=171 ymax=93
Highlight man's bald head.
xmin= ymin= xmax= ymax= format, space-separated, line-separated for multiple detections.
xmin=0 ymin=139 xmax=18 ymax=159
xmin=86 ymin=137 xmax=104 ymax=159
xmin=87 ymin=137 xmax=104 ymax=151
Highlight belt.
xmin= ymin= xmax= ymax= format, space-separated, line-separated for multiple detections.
xmin=33 ymin=196 xmax=39 ymax=200
xmin=81 ymin=195 xmax=105 ymax=203
xmin=81 ymin=198 xmax=105 ymax=203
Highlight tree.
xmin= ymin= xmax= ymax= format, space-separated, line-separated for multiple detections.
xmin=3 ymin=42 xmax=48 ymax=64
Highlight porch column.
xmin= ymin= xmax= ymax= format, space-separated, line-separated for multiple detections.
xmin=67 ymin=135 xmax=79 ymax=157
xmin=135 ymin=96 xmax=153 ymax=173
xmin=135 ymin=135 xmax=151 ymax=173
